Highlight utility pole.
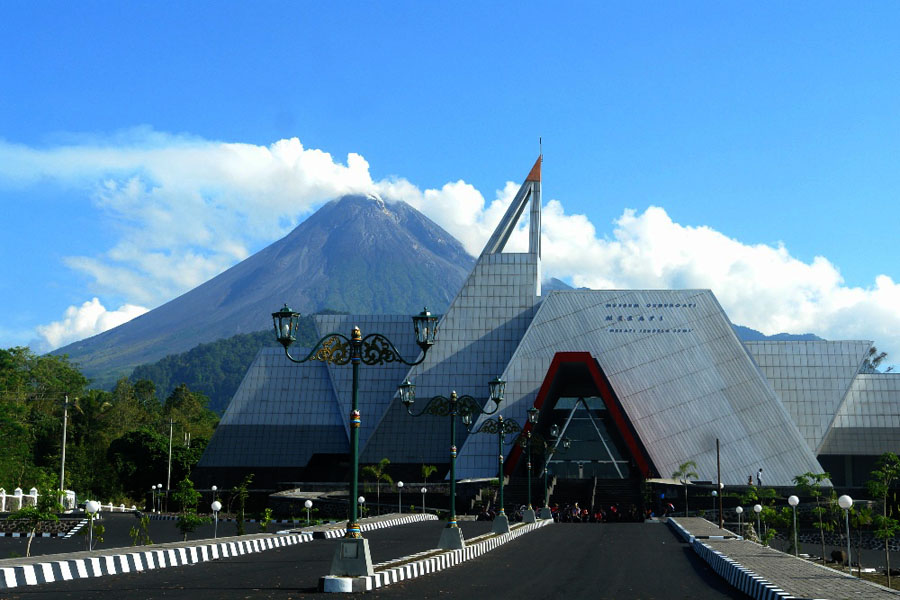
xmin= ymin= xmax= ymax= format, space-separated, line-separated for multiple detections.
xmin=166 ymin=418 xmax=174 ymax=512
xmin=59 ymin=396 xmax=69 ymax=506
xmin=717 ymin=438 xmax=723 ymax=529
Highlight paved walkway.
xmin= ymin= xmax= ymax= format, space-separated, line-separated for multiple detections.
xmin=670 ymin=517 xmax=900 ymax=600
xmin=0 ymin=513 xmax=436 ymax=590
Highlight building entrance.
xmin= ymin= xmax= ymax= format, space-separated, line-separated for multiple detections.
xmin=545 ymin=396 xmax=633 ymax=480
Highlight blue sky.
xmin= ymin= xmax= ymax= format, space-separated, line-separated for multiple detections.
xmin=1 ymin=2 xmax=899 ymax=368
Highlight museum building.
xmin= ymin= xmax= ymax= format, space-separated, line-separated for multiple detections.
xmin=196 ymin=157 xmax=899 ymax=494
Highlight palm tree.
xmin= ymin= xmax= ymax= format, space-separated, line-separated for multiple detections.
xmin=421 ymin=464 xmax=437 ymax=486
xmin=672 ymin=461 xmax=699 ymax=517
xmin=361 ymin=458 xmax=393 ymax=515
xmin=861 ymin=346 xmax=893 ymax=373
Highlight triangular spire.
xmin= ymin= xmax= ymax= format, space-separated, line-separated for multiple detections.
xmin=526 ymin=155 xmax=542 ymax=182
xmin=479 ymin=156 xmax=543 ymax=258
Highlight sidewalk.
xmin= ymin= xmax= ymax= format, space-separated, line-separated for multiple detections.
xmin=0 ymin=512 xmax=435 ymax=591
xmin=669 ymin=517 xmax=900 ymax=600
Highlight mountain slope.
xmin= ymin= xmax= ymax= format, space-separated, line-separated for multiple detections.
xmin=54 ymin=195 xmax=474 ymax=387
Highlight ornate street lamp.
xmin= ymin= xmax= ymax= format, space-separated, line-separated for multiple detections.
xmin=465 ymin=407 xmax=521 ymax=534
xmin=735 ymin=506 xmax=743 ymax=538
xmin=396 ymin=482 xmax=403 ymax=514
xmin=273 ymin=304 xmax=437 ymax=577
xmin=305 ymin=499 xmax=313 ymax=525
xmin=537 ymin=425 xmax=570 ymax=519
xmin=515 ymin=407 xmax=540 ymax=523
xmin=399 ymin=378 xmax=503 ymax=549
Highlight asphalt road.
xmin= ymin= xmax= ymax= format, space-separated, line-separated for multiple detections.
xmin=1 ymin=520 xmax=748 ymax=600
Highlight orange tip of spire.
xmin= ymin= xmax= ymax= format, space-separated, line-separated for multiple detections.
xmin=526 ymin=155 xmax=542 ymax=182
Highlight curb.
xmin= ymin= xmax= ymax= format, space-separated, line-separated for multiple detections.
xmin=0 ymin=532 xmax=313 ymax=591
xmin=312 ymin=513 xmax=438 ymax=539
xmin=322 ymin=518 xmax=553 ymax=593
xmin=692 ymin=539 xmax=795 ymax=600
xmin=1 ymin=518 xmax=90 ymax=539
xmin=668 ymin=519 xmax=796 ymax=600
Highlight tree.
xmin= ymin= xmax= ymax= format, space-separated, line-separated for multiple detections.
xmin=794 ymin=471 xmax=832 ymax=565
xmin=421 ymin=464 xmax=437 ymax=485
xmin=230 ymin=473 xmax=254 ymax=535
xmin=7 ymin=485 xmax=63 ymax=557
xmin=672 ymin=461 xmax=699 ymax=517
xmin=860 ymin=346 xmax=893 ymax=373
xmin=866 ymin=452 xmax=900 ymax=586
xmin=362 ymin=458 xmax=393 ymax=516
xmin=172 ymin=477 xmax=208 ymax=541
xmin=850 ymin=504 xmax=873 ymax=573
xmin=740 ymin=485 xmax=779 ymax=545
xmin=258 ymin=508 xmax=273 ymax=532
xmin=129 ymin=513 xmax=153 ymax=546
xmin=8 ymin=505 xmax=57 ymax=557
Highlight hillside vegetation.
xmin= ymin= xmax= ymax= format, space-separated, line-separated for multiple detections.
xmin=130 ymin=314 xmax=322 ymax=414
xmin=0 ymin=347 xmax=219 ymax=504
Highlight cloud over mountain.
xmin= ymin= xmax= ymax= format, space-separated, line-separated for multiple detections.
xmin=2 ymin=130 xmax=898 ymax=368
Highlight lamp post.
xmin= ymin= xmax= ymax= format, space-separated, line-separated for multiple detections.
xmin=538 ymin=425 xmax=571 ymax=519
xmin=305 ymin=499 xmax=313 ymax=525
xmin=735 ymin=506 xmax=743 ymax=538
xmin=85 ymin=500 xmax=100 ymax=551
xmin=211 ymin=485 xmax=217 ymax=502
xmin=398 ymin=377 xmax=505 ymax=549
xmin=515 ymin=407 xmax=541 ymax=523
xmin=753 ymin=504 xmax=762 ymax=542
xmin=396 ymin=482 xmax=403 ymax=514
xmin=211 ymin=500 xmax=222 ymax=539
xmin=465 ymin=412 xmax=522 ymax=534
xmin=711 ymin=490 xmax=717 ymax=521
xmin=273 ymin=304 xmax=437 ymax=578
xmin=157 ymin=483 xmax=163 ymax=513
xmin=151 ymin=485 xmax=156 ymax=513
xmin=420 ymin=488 xmax=427 ymax=513
xmin=838 ymin=495 xmax=853 ymax=574
xmin=788 ymin=495 xmax=799 ymax=557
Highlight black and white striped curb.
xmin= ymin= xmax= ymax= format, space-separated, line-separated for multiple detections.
xmin=62 ymin=518 xmax=89 ymax=539
xmin=314 ymin=513 xmax=438 ymax=539
xmin=667 ymin=518 xmax=694 ymax=543
xmin=1 ymin=519 xmax=90 ymax=539
xmin=668 ymin=519 xmax=793 ymax=600
xmin=0 ymin=532 xmax=313 ymax=590
xmin=691 ymin=539 xmax=793 ymax=600
xmin=322 ymin=518 xmax=553 ymax=593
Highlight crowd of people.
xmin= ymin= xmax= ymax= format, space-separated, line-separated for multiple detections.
xmin=548 ymin=502 xmax=644 ymax=522
xmin=475 ymin=501 xmax=648 ymax=522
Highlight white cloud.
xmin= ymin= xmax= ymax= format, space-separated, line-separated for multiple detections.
xmin=4 ymin=130 xmax=899 ymax=368
xmin=536 ymin=203 xmax=900 ymax=367
xmin=33 ymin=298 xmax=148 ymax=352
